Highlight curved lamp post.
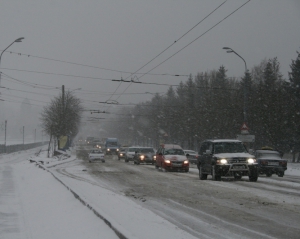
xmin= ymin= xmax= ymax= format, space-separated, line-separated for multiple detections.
xmin=0 ymin=37 xmax=25 ymax=88
xmin=222 ymin=47 xmax=248 ymax=125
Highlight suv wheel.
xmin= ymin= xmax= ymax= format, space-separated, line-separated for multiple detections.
xmin=249 ymin=169 xmax=258 ymax=182
xmin=278 ymin=171 xmax=284 ymax=177
xmin=212 ymin=165 xmax=221 ymax=181
xmin=199 ymin=166 xmax=207 ymax=180
xmin=266 ymin=172 xmax=272 ymax=177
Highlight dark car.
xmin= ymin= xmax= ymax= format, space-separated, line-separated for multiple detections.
xmin=155 ymin=144 xmax=189 ymax=172
xmin=184 ymin=150 xmax=198 ymax=164
xmin=197 ymin=139 xmax=259 ymax=181
xmin=133 ymin=147 xmax=156 ymax=165
xmin=254 ymin=149 xmax=287 ymax=177
xmin=118 ymin=147 xmax=128 ymax=160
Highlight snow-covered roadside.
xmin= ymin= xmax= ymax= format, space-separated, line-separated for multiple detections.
xmin=0 ymin=148 xmax=198 ymax=239
xmin=0 ymin=148 xmax=119 ymax=239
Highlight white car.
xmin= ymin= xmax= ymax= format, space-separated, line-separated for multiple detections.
xmin=88 ymin=149 xmax=105 ymax=163
xmin=124 ymin=146 xmax=140 ymax=162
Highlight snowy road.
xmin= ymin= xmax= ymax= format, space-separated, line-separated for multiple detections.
xmin=2 ymin=147 xmax=300 ymax=239
xmin=52 ymin=149 xmax=300 ymax=239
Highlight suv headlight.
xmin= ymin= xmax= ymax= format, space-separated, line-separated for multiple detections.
xmin=247 ymin=158 xmax=256 ymax=164
xmin=140 ymin=155 xmax=145 ymax=160
xmin=217 ymin=158 xmax=228 ymax=164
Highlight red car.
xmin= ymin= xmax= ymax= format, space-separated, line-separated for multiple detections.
xmin=155 ymin=144 xmax=189 ymax=172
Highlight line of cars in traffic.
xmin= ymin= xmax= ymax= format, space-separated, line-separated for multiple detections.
xmin=87 ymin=138 xmax=288 ymax=182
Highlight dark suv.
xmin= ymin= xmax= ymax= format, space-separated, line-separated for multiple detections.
xmin=197 ymin=139 xmax=258 ymax=181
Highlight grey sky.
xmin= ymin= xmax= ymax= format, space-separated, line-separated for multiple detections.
xmin=1 ymin=0 xmax=300 ymax=114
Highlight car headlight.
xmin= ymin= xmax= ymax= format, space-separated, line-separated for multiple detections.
xmin=183 ymin=160 xmax=189 ymax=164
xmin=247 ymin=158 xmax=256 ymax=164
xmin=117 ymin=149 xmax=119 ymax=151
xmin=153 ymin=155 xmax=156 ymax=160
xmin=140 ymin=155 xmax=145 ymax=160
xmin=120 ymin=153 xmax=123 ymax=156
xmin=217 ymin=159 xmax=228 ymax=164
xmin=107 ymin=149 xmax=110 ymax=151
xmin=165 ymin=160 xmax=171 ymax=164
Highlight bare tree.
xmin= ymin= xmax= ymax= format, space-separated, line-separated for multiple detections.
xmin=40 ymin=91 xmax=83 ymax=155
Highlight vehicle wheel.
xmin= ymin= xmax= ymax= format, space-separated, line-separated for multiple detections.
xmin=185 ymin=169 xmax=189 ymax=173
xmin=211 ymin=165 xmax=221 ymax=181
xmin=102 ymin=160 xmax=105 ymax=163
xmin=278 ymin=172 xmax=284 ymax=177
xmin=249 ymin=169 xmax=258 ymax=182
xmin=118 ymin=157 xmax=120 ymax=161
xmin=89 ymin=160 xmax=91 ymax=163
xmin=249 ymin=175 xmax=258 ymax=182
xmin=155 ymin=163 xmax=159 ymax=169
xmin=125 ymin=159 xmax=129 ymax=163
xmin=199 ymin=166 xmax=207 ymax=180
xmin=266 ymin=172 xmax=272 ymax=177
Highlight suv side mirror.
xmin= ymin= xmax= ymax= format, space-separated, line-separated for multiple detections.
xmin=205 ymin=149 xmax=211 ymax=155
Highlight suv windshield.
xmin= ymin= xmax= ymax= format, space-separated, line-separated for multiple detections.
xmin=164 ymin=149 xmax=185 ymax=155
xmin=213 ymin=142 xmax=247 ymax=154
xmin=140 ymin=148 xmax=154 ymax=153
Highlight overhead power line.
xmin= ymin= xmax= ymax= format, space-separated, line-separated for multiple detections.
xmin=104 ymin=1 xmax=228 ymax=111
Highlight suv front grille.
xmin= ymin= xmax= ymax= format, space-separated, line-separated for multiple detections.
xmin=229 ymin=158 xmax=247 ymax=163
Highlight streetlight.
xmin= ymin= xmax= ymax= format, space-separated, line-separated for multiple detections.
xmin=223 ymin=47 xmax=249 ymax=126
xmin=0 ymin=37 xmax=25 ymax=88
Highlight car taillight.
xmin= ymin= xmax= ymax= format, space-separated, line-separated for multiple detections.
xmin=279 ymin=161 xmax=287 ymax=166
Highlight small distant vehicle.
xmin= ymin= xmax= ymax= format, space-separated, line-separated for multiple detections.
xmin=88 ymin=149 xmax=105 ymax=163
xmin=184 ymin=150 xmax=198 ymax=164
xmin=105 ymin=138 xmax=120 ymax=155
xmin=118 ymin=147 xmax=128 ymax=160
xmin=124 ymin=146 xmax=140 ymax=162
xmin=254 ymin=148 xmax=287 ymax=177
xmin=155 ymin=144 xmax=189 ymax=172
xmin=86 ymin=136 xmax=95 ymax=144
xmin=133 ymin=147 xmax=156 ymax=165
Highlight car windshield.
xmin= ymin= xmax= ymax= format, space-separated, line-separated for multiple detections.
xmin=164 ymin=149 xmax=185 ymax=155
xmin=185 ymin=150 xmax=196 ymax=154
xmin=129 ymin=148 xmax=139 ymax=152
xmin=107 ymin=142 xmax=118 ymax=147
xmin=257 ymin=152 xmax=281 ymax=159
xmin=91 ymin=150 xmax=102 ymax=153
xmin=140 ymin=148 xmax=154 ymax=153
xmin=213 ymin=142 xmax=247 ymax=154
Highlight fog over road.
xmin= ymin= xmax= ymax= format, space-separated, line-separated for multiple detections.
xmin=52 ymin=150 xmax=300 ymax=239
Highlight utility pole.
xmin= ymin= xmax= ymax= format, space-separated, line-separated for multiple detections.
xmin=23 ymin=126 xmax=24 ymax=150
xmin=4 ymin=120 xmax=7 ymax=153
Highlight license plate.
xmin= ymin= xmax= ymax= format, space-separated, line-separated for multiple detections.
xmin=268 ymin=162 xmax=279 ymax=166
xmin=233 ymin=165 xmax=245 ymax=169
xmin=172 ymin=164 xmax=182 ymax=167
